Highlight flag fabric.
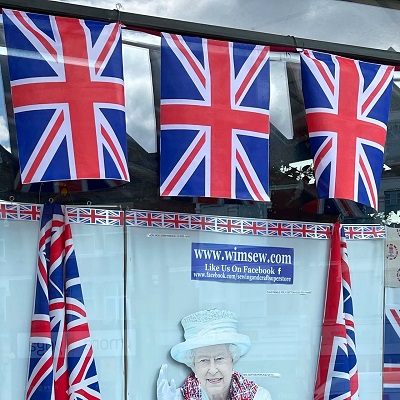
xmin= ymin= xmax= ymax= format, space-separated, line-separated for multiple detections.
xmin=385 ymin=227 xmax=400 ymax=288
xmin=160 ymin=33 xmax=270 ymax=201
xmin=384 ymin=306 xmax=400 ymax=399
xmin=300 ymin=50 xmax=394 ymax=210
xmin=3 ymin=9 xmax=129 ymax=185
xmin=314 ymin=222 xmax=359 ymax=400
xmin=26 ymin=203 xmax=101 ymax=400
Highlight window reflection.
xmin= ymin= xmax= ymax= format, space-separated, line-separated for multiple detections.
xmin=123 ymin=43 xmax=157 ymax=153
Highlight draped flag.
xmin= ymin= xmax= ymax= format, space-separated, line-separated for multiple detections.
xmin=3 ymin=9 xmax=129 ymax=185
xmin=160 ymin=33 xmax=270 ymax=201
xmin=314 ymin=222 xmax=359 ymax=400
xmin=300 ymin=50 xmax=394 ymax=210
xmin=384 ymin=306 xmax=400 ymax=399
xmin=26 ymin=203 xmax=101 ymax=400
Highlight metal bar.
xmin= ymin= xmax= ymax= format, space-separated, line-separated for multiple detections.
xmin=0 ymin=0 xmax=399 ymax=65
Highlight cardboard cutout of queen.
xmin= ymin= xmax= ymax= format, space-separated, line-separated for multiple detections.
xmin=157 ymin=309 xmax=272 ymax=400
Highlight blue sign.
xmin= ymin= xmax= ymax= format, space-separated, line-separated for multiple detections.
xmin=191 ymin=242 xmax=294 ymax=284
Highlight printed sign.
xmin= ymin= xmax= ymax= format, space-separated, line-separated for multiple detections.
xmin=191 ymin=242 xmax=294 ymax=284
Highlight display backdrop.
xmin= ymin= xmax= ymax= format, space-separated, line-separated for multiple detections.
xmin=0 ymin=204 xmax=386 ymax=400
xmin=127 ymin=221 xmax=384 ymax=400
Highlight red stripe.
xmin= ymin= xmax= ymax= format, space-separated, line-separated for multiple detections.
xmin=361 ymin=66 xmax=393 ymax=114
xmin=162 ymin=131 xmax=206 ymax=195
xmin=391 ymin=309 xmax=400 ymax=325
xmin=313 ymin=136 xmax=332 ymax=171
xmin=66 ymin=303 xmax=87 ymax=316
xmin=26 ymin=355 xmax=53 ymax=399
xmin=359 ymin=151 xmax=377 ymax=209
xmin=31 ymin=319 xmax=51 ymax=337
xmin=24 ymin=111 xmax=64 ymax=183
xmin=12 ymin=11 xmax=58 ymax=61
xmin=236 ymin=149 xmax=263 ymax=200
xmin=384 ymin=367 xmax=400 ymax=384
xmin=235 ymin=46 xmax=269 ymax=103
xmin=306 ymin=50 xmax=334 ymax=93
xmin=170 ymin=34 xmax=206 ymax=87
xmin=72 ymin=347 xmax=93 ymax=385
xmin=95 ymin=23 xmax=120 ymax=74
xmin=100 ymin=124 xmax=128 ymax=180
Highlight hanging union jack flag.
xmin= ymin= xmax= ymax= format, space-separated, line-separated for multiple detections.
xmin=3 ymin=9 xmax=129 ymax=185
xmin=26 ymin=203 xmax=101 ymax=400
xmin=160 ymin=33 xmax=270 ymax=201
xmin=314 ymin=223 xmax=359 ymax=400
xmin=300 ymin=50 xmax=394 ymax=210
xmin=384 ymin=307 xmax=400 ymax=399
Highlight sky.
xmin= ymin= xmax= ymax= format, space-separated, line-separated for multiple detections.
xmin=52 ymin=0 xmax=400 ymax=51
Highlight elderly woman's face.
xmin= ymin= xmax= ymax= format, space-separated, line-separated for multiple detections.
xmin=193 ymin=344 xmax=233 ymax=399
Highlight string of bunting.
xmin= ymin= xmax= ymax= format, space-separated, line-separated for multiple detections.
xmin=0 ymin=202 xmax=385 ymax=239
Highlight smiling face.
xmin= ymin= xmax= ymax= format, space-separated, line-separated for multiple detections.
xmin=193 ymin=344 xmax=234 ymax=400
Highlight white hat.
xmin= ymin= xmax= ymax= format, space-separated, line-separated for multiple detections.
xmin=170 ymin=309 xmax=251 ymax=364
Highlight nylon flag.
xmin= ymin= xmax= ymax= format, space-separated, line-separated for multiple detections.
xmin=3 ymin=9 xmax=129 ymax=185
xmin=26 ymin=203 xmax=101 ymax=400
xmin=384 ymin=306 xmax=400 ymax=399
xmin=314 ymin=222 xmax=359 ymax=400
xmin=300 ymin=50 xmax=394 ymax=210
xmin=160 ymin=33 xmax=270 ymax=201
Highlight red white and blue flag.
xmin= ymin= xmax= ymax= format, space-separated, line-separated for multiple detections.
xmin=384 ymin=307 xmax=400 ymax=399
xmin=300 ymin=50 xmax=394 ymax=210
xmin=26 ymin=203 xmax=101 ymax=400
xmin=3 ymin=9 xmax=129 ymax=184
xmin=314 ymin=222 xmax=359 ymax=400
xmin=160 ymin=33 xmax=270 ymax=201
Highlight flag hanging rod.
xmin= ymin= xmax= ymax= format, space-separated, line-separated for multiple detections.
xmin=0 ymin=0 xmax=399 ymax=66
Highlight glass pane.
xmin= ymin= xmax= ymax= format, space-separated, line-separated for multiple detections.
xmin=126 ymin=224 xmax=384 ymax=399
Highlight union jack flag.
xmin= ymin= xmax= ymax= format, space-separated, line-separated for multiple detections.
xmin=190 ymin=215 xmax=216 ymax=231
xmin=3 ymin=9 xmax=129 ymax=184
xmin=242 ymin=219 xmax=267 ymax=235
xmin=267 ymin=221 xmax=292 ymax=237
xmin=300 ymin=50 xmax=394 ymax=210
xmin=384 ymin=307 xmax=400 ymax=399
xmin=163 ymin=213 xmax=190 ymax=229
xmin=314 ymin=222 xmax=358 ymax=400
xmin=160 ymin=33 xmax=270 ymax=201
xmin=26 ymin=203 xmax=101 ymax=400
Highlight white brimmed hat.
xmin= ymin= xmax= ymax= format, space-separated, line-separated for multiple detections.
xmin=170 ymin=309 xmax=251 ymax=364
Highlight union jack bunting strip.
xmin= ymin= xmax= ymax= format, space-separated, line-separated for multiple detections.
xmin=163 ymin=213 xmax=190 ymax=229
xmin=267 ymin=222 xmax=293 ymax=236
xmin=344 ymin=225 xmax=385 ymax=240
xmin=135 ymin=211 xmax=164 ymax=227
xmin=242 ymin=219 xmax=267 ymax=235
xmin=314 ymin=222 xmax=358 ymax=400
xmin=300 ymin=50 xmax=394 ymax=210
xmin=190 ymin=215 xmax=216 ymax=231
xmin=216 ymin=217 xmax=242 ymax=233
xmin=160 ymin=33 xmax=270 ymax=201
xmin=26 ymin=203 xmax=101 ymax=400
xmin=3 ymin=9 xmax=129 ymax=184
xmin=292 ymin=223 xmax=319 ymax=238
xmin=19 ymin=204 xmax=42 ymax=221
xmin=0 ymin=202 xmax=20 ymax=219
xmin=384 ymin=307 xmax=400 ymax=398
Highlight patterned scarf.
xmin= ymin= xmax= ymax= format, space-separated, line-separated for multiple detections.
xmin=180 ymin=371 xmax=258 ymax=400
